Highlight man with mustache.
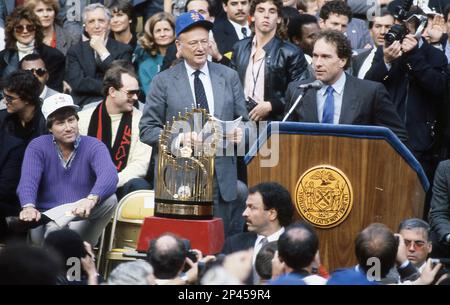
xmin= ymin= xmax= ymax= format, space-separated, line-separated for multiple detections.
xmin=222 ymin=182 xmax=294 ymax=283
xmin=17 ymin=93 xmax=118 ymax=246
xmin=78 ymin=66 xmax=152 ymax=200
xmin=213 ymin=0 xmax=251 ymax=55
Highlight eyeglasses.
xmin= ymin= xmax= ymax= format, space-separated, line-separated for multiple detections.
xmin=14 ymin=24 xmax=36 ymax=33
xmin=3 ymin=92 xmax=20 ymax=104
xmin=404 ymin=239 xmax=427 ymax=249
xmin=120 ymin=89 xmax=140 ymax=98
xmin=186 ymin=39 xmax=209 ymax=50
xmin=26 ymin=68 xmax=47 ymax=77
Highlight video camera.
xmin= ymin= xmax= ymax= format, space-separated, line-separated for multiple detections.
xmin=384 ymin=0 xmax=428 ymax=46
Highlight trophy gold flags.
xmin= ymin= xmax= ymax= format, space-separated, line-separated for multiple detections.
xmin=154 ymin=108 xmax=220 ymax=219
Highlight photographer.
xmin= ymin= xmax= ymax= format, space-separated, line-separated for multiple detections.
xmin=364 ymin=6 xmax=448 ymax=194
xmin=146 ymin=233 xmax=215 ymax=285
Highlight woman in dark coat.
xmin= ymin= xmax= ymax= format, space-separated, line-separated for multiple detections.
xmin=0 ymin=7 xmax=65 ymax=92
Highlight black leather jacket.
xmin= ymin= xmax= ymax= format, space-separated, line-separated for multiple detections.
xmin=231 ymin=35 xmax=310 ymax=120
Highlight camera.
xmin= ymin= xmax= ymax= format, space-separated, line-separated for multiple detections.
xmin=384 ymin=0 xmax=428 ymax=47
xmin=384 ymin=24 xmax=408 ymax=46
xmin=187 ymin=249 xmax=198 ymax=263
xmin=246 ymin=96 xmax=258 ymax=112
xmin=182 ymin=239 xmax=198 ymax=263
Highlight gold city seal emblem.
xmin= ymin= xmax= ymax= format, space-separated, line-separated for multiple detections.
xmin=295 ymin=165 xmax=353 ymax=228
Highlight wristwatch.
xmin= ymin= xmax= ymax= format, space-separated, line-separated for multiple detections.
xmin=86 ymin=194 xmax=99 ymax=204
xmin=446 ymin=233 xmax=450 ymax=243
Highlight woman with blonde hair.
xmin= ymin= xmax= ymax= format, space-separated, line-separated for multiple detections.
xmin=133 ymin=12 xmax=175 ymax=96
xmin=25 ymin=0 xmax=77 ymax=55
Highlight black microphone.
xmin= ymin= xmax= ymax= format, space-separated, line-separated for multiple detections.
xmin=298 ymin=80 xmax=324 ymax=90
xmin=283 ymin=80 xmax=323 ymax=122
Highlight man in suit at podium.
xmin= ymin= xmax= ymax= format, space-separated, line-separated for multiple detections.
xmin=284 ymin=30 xmax=408 ymax=144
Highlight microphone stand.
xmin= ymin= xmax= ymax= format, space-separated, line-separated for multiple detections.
xmin=282 ymin=88 xmax=307 ymax=122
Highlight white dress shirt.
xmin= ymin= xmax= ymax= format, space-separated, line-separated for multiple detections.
xmin=316 ymin=72 xmax=346 ymax=124
xmin=253 ymin=227 xmax=285 ymax=264
xmin=357 ymin=47 xmax=376 ymax=79
xmin=228 ymin=19 xmax=251 ymax=40
xmin=184 ymin=61 xmax=215 ymax=115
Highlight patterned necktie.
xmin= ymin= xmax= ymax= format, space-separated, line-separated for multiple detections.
xmin=193 ymin=70 xmax=209 ymax=112
xmin=241 ymin=27 xmax=248 ymax=38
xmin=322 ymin=86 xmax=334 ymax=124
xmin=259 ymin=237 xmax=268 ymax=247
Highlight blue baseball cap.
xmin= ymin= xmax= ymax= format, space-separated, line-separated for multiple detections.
xmin=175 ymin=10 xmax=213 ymax=37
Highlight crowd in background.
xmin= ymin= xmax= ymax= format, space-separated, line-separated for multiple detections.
xmin=0 ymin=0 xmax=449 ymax=285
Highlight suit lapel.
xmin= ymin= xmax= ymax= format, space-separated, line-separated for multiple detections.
xmin=208 ymin=62 xmax=225 ymax=118
xmin=339 ymin=75 xmax=359 ymax=124
xmin=297 ymin=87 xmax=319 ymax=122
xmin=224 ymin=19 xmax=239 ymax=41
xmin=173 ymin=62 xmax=196 ymax=110
xmin=81 ymin=42 xmax=97 ymax=77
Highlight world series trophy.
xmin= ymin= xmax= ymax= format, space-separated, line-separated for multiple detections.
xmin=154 ymin=108 xmax=221 ymax=220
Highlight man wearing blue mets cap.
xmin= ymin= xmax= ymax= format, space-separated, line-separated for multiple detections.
xmin=139 ymin=10 xmax=250 ymax=238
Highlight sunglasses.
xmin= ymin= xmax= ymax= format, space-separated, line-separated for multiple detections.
xmin=120 ymin=89 xmax=140 ymax=98
xmin=15 ymin=24 xmax=36 ymax=33
xmin=26 ymin=68 xmax=47 ymax=77
xmin=3 ymin=92 xmax=20 ymax=104
xmin=404 ymin=239 xmax=426 ymax=249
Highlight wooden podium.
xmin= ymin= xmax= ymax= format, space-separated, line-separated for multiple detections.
xmin=245 ymin=122 xmax=429 ymax=272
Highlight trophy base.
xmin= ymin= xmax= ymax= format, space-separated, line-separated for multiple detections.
xmin=154 ymin=199 xmax=214 ymax=220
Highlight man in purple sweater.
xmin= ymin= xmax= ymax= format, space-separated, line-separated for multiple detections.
xmin=17 ymin=93 xmax=118 ymax=246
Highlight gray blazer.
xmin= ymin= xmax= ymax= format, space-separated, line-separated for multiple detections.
xmin=284 ymin=73 xmax=408 ymax=143
xmin=139 ymin=60 xmax=249 ymax=202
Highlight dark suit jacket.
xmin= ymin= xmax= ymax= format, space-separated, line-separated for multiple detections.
xmin=66 ymin=39 xmax=133 ymax=107
xmin=222 ymin=232 xmax=257 ymax=254
xmin=0 ymin=132 xmax=25 ymax=215
xmin=351 ymin=49 xmax=372 ymax=77
xmin=212 ymin=15 xmax=240 ymax=55
xmin=429 ymin=160 xmax=450 ymax=244
xmin=364 ymin=41 xmax=448 ymax=153
xmin=284 ymin=73 xmax=409 ymax=143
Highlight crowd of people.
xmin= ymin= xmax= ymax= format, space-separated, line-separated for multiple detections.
xmin=0 ymin=0 xmax=449 ymax=285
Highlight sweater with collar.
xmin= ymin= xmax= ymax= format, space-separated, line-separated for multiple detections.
xmin=17 ymin=135 xmax=118 ymax=210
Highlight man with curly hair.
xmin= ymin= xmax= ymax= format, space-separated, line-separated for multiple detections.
xmin=230 ymin=0 xmax=309 ymax=122
xmin=284 ymin=30 xmax=407 ymax=143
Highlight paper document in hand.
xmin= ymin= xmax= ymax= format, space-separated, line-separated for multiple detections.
xmin=199 ymin=116 xmax=242 ymax=148
xmin=42 ymin=201 xmax=78 ymax=227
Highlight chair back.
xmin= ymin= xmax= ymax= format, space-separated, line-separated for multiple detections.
xmin=108 ymin=190 xmax=155 ymax=251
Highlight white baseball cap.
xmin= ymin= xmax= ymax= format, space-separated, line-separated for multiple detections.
xmin=42 ymin=93 xmax=79 ymax=120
